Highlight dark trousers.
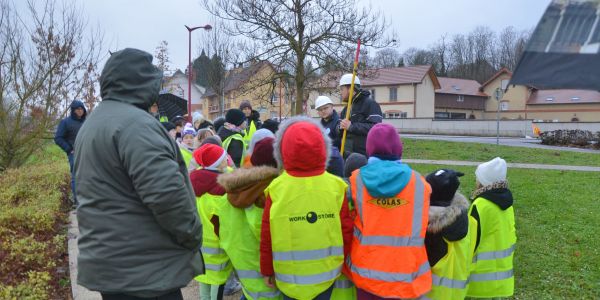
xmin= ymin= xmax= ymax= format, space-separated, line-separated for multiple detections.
xmin=101 ymin=289 xmax=183 ymax=300
xmin=282 ymin=284 xmax=334 ymax=300
xmin=67 ymin=153 xmax=77 ymax=204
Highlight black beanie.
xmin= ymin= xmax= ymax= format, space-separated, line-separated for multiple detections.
xmin=225 ymin=109 xmax=246 ymax=127
xmin=261 ymin=119 xmax=280 ymax=134
xmin=344 ymin=153 xmax=368 ymax=178
xmin=161 ymin=121 xmax=176 ymax=132
xmin=425 ymin=169 xmax=464 ymax=207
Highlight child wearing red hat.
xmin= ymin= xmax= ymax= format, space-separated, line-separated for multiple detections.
xmin=189 ymin=144 xmax=231 ymax=300
xmin=259 ymin=116 xmax=354 ymax=300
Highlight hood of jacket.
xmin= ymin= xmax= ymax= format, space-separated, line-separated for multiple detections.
xmin=472 ymin=181 xmax=513 ymax=210
xmin=189 ymin=169 xmax=225 ymax=197
xmin=217 ymin=166 xmax=280 ymax=208
xmin=428 ymin=192 xmax=470 ymax=234
xmin=70 ymin=100 xmax=87 ymax=120
xmin=250 ymin=110 xmax=261 ymax=122
xmin=100 ymin=48 xmax=163 ymax=110
xmin=274 ymin=116 xmax=331 ymax=177
xmin=360 ymin=157 xmax=412 ymax=197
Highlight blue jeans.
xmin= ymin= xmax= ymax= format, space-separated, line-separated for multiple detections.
xmin=67 ymin=153 xmax=77 ymax=204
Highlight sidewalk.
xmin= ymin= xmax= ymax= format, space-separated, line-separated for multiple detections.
xmin=403 ymin=159 xmax=600 ymax=172
xmin=68 ymin=212 xmax=240 ymax=300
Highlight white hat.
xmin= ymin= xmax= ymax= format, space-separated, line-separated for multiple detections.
xmin=475 ymin=157 xmax=507 ymax=186
xmin=339 ymin=73 xmax=360 ymax=86
xmin=315 ymin=96 xmax=333 ymax=110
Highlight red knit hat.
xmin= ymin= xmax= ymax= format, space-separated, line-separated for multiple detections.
xmin=193 ymin=144 xmax=227 ymax=170
xmin=250 ymin=137 xmax=277 ymax=167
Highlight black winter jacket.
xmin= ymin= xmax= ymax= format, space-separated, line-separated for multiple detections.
xmin=321 ymin=110 xmax=341 ymax=149
xmin=54 ymin=100 xmax=87 ymax=154
xmin=339 ymin=90 xmax=383 ymax=155
xmin=425 ymin=192 xmax=471 ymax=266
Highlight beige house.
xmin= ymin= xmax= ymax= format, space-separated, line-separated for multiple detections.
xmin=201 ymin=61 xmax=292 ymax=121
xmin=309 ymin=65 xmax=440 ymax=118
xmin=480 ymin=68 xmax=600 ymax=122
xmin=435 ymin=77 xmax=489 ymax=119
xmin=162 ymin=70 xmax=206 ymax=112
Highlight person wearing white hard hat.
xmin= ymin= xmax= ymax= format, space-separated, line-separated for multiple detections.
xmin=315 ymin=95 xmax=341 ymax=149
xmin=338 ymin=73 xmax=382 ymax=156
xmin=467 ymin=157 xmax=516 ymax=298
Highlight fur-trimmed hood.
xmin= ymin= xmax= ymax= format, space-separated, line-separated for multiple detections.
xmin=217 ymin=166 xmax=280 ymax=208
xmin=427 ymin=192 xmax=470 ymax=234
xmin=274 ymin=116 xmax=332 ymax=176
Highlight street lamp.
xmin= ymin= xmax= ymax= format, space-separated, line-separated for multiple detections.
xmin=185 ymin=24 xmax=212 ymax=122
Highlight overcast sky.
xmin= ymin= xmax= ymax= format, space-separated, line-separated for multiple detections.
xmin=21 ymin=0 xmax=551 ymax=71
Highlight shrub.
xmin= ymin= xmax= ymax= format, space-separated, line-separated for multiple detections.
xmin=0 ymin=145 xmax=71 ymax=299
xmin=540 ymin=129 xmax=594 ymax=146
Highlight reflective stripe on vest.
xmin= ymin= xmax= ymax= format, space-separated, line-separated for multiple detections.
xmin=333 ymin=278 xmax=354 ymax=289
xmin=201 ymin=246 xmax=225 ymax=255
xmin=218 ymin=200 xmax=281 ymax=300
xmin=473 ymin=244 xmax=515 ymax=263
xmin=205 ymin=261 xmax=230 ymax=271
xmin=469 ymin=269 xmax=514 ymax=282
xmin=195 ymin=194 xmax=232 ymax=285
xmin=466 ymin=196 xmax=516 ymax=298
xmin=353 ymin=228 xmax=424 ymax=247
xmin=348 ymin=170 xmax=431 ymax=299
xmin=273 ymin=246 xmax=343 ymax=261
xmin=347 ymin=257 xmax=430 ymax=283
xmin=432 ymin=274 xmax=467 ymax=289
xmin=275 ymin=266 xmax=341 ymax=285
xmin=353 ymin=172 xmax=426 ymax=232
xmin=267 ymin=171 xmax=346 ymax=299
xmin=427 ymin=215 xmax=478 ymax=300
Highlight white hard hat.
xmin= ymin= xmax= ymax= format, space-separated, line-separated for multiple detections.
xmin=315 ymin=96 xmax=333 ymax=110
xmin=339 ymin=73 xmax=360 ymax=86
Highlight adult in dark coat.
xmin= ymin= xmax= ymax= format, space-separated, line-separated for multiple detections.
xmin=54 ymin=99 xmax=87 ymax=205
xmin=73 ymin=48 xmax=203 ymax=299
xmin=338 ymin=74 xmax=383 ymax=156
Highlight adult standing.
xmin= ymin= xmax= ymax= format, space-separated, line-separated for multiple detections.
xmin=239 ymin=100 xmax=262 ymax=144
xmin=74 ymin=48 xmax=203 ymax=300
xmin=338 ymin=74 xmax=383 ymax=156
xmin=54 ymin=99 xmax=87 ymax=206
xmin=315 ymin=96 xmax=341 ymax=149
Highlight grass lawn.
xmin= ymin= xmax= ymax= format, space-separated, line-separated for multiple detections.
xmin=0 ymin=144 xmax=71 ymax=299
xmin=402 ymin=138 xmax=600 ymax=167
xmin=410 ymin=163 xmax=600 ymax=298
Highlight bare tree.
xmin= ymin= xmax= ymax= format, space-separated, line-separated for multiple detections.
xmin=372 ymin=48 xmax=401 ymax=68
xmin=154 ymin=40 xmax=171 ymax=74
xmin=0 ymin=0 xmax=103 ymax=171
xmin=203 ymin=0 xmax=395 ymax=115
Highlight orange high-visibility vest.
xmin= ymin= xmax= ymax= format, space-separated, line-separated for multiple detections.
xmin=346 ymin=169 xmax=432 ymax=298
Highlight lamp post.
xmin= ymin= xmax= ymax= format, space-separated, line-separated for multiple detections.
xmin=185 ymin=24 xmax=212 ymax=122
xmin=495 ymin=87 xmax=503 ymax=145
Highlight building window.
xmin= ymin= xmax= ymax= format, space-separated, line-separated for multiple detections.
xmin=435 ymin=112 xmax=466 ymax=119
xmin=370 ymin=89 xmax=376 ymax=101
xmin=389 ymin=87 xmax=397 ymax=102
xmin=270 ymin=112 xmax=278 ymax=119
xmin=385 ymin=112 xmax=407 ymax=119
xmin=457 ymin=95 xmax=464 ymax=102
xmin=500 ymin=102 xmax=509 ymax=111
xmin=545 ymin=97 xmax=554 ymax=102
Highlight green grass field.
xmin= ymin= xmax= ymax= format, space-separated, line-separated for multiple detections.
xmin=411 ymin=164 xmax=600 ymax=298
xmin=402 ymin=138 xmax=600 ymax=167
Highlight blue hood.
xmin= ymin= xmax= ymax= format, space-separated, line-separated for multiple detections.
xmin=360 ymin=158 xmax=413 ymax=197
xmin=69 ymin=100 xmax=87 ymax=121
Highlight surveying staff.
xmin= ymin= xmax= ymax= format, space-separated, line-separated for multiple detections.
xmin=338 ymin=74 xmax=382 ymax=156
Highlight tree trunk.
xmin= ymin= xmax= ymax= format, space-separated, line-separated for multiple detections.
xmin=294 ymin=56 xmax=305 ymax=116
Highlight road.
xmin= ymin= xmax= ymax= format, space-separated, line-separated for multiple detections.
xmin=402 ymin=134 xmax=600 ymax=154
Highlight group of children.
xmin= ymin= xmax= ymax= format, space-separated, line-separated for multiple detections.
xmin=161 ymin=111 xmax=516 ymax=300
